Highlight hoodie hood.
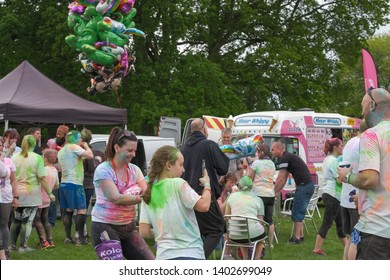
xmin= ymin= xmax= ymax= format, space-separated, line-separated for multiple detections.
xmin=186 ymin=131 xmax=207 ymax=147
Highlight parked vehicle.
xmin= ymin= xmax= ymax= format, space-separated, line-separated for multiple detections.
xmin=90 ymin=134 xmax=176 ymax=175
xmin=158 ymin=115 xmax=228 ymax=146
xmin=230 ymin=109 xmax=360 ymax=197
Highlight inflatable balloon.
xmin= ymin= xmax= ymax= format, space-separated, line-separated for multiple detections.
xmin=118 ymin=0 xmax=135 ymax=14
xmin=68 ymin=1 xmax=86 ymax=14
xmin=66 ymin=0 xmax=145 ymax=95
xmin=75 ymin=0 xmax=100 ymax=6
xmin=220 ymin=133 xmax=264 ymax=159
xmin=96 ymin=0 xmax=121 ymax=16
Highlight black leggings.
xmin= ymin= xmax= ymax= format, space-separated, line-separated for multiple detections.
xmin=0 ymin=203 xmax=13 ymax=249
xmin=33 ymin=207 xmax=52 ymax=242
xmin=317 ymin=193 xmax=346 ymax=239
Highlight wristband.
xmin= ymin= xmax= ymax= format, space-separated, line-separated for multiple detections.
xmin=204 ymin=183 xmax=210 ymax=188
xmin=14 ymin=196 xmax=19 ymax=200
xmin=347 ymin=173 xmax=352 ymax=184
xmin=203 ymin=188 xmax=211 ymax=194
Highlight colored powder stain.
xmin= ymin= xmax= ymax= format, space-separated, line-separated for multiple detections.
xmin=149 ymin=179 xmax=176 ymax=210
xmin=119 ymin=152 xmax=127 ymax=161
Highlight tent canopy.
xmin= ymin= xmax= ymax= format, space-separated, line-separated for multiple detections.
xmin=0 ymin=61 xmax=127 ymax=126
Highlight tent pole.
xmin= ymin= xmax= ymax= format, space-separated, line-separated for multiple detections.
xmin=4 ymin=120 xmax=9 ymax=132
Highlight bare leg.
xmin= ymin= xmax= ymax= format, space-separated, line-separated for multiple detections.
xmin=240 ymin=247 xmax=249 ymax=260
xmin=254 ymin=242 xmax=265 ymax=260
xmin=313 ymin=234 xmax=325 ymax=251
xmin=269 ymin=224 xmax=275 ymax=246
xmin=293 ymin=221 xmax=303 ymax=239
xmin=348 ymin=243 xmax=357 ymax=260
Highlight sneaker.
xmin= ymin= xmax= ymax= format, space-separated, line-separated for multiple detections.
xmin=19 ymin=246 xmax=35 ymax=253
xmin=48 ymin=240 xmax=55 ymax=248
xmin=8 ymin=244 xmax=18 ymax=252
xmin=288 ymin=236 xmax=301 ymax=244
xmin=75 ymin=237 xmax=90 ymax=246
xmin=312 ymin=249 xmax=327 ymax=256
xmin=64 ymin=237 xmax=75 ymax=244
xmin=300 ymin=237 xmax=305 ymax=242
xmin=5 ymin=249 xmax=11 ymax=260
xmin=37 ymin=240 xmax=51 ymax=250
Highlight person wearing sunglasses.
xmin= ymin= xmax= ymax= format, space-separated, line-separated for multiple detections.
xmin=338 ymin=88 xmax=390 ymax=260
xmin=91 ymin=127 xmax=154 ymax=260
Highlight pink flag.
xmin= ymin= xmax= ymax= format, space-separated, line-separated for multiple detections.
xmin=362 ymin=48 xmax=378 ymax=94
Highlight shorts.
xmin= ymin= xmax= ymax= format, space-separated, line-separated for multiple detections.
xmin=59 ymin=182 xmax=86 ymax=210
xmin=291 ymin=182 xmax=314 ymax=222
xmin=231 ymin=232 xmax=267 ymax=244
xmin=341 ymin=207 xmax=359 ymax=235
xmin=357 ymin=232 xmax=390 ymax=260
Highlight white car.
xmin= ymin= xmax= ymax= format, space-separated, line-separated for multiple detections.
xmin=90 ymin=134 xmax=176 ymax=175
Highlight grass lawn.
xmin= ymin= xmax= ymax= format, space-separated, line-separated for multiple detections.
xmin=9 ymin=201 xmax=344 ymax=260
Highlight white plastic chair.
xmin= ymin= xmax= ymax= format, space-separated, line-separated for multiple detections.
xmin=221 ymin=215 xmax=271 ymax=260
xmin=280 ymin=194 xmax=320 ymax=237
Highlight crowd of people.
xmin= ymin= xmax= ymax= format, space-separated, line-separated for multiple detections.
xmin=0 ymin=88 xmax=389 ymax=260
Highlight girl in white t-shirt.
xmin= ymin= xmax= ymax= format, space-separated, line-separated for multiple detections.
xmin=139 ymin=146 xmax=211 ymax=260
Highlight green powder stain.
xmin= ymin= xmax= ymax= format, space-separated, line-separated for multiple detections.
xmin=149 ymin=178 xmax=178 ymax=210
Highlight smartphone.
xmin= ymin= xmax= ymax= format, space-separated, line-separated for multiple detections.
xmin=202 ymin=159 xmax=206 ymax=176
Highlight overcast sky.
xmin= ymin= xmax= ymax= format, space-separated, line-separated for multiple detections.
xmin=376 ymin=23 xmax=390 ymax=35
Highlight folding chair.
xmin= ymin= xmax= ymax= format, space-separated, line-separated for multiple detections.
xmin=221 ymin=215 xmax=271 ymax=260
xmin=280 ymin=193 xmax=320 ymax=238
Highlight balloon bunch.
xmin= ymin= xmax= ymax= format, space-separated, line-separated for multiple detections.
xmin=65 ymin=0 xmax=145 ymax=95
xmin=220 ymin=133 xmax=264 ymax=160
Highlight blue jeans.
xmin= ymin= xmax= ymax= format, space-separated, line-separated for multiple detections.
xmin=291 ymin=182 xmax=314 ymax=221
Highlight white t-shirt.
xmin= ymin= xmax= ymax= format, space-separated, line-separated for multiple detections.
xmin=139 ymin=178 xmax=204 ymax=260
xmin=0 ymin=158 xmax=16 ymax=203
xmin=227 ymin=191 xmax=265 ymax=240
xmin=340 ymin=136 xmax=360 ymax=209
xmin=356 ymin=121 xmax=390 ymax=238
xmin=322 ymin=155 xmax=340 ymax=200
xmin=250 ymin=159 xmax=276 ymax=197
xmin=58 ymin=144 xmax=85 ymax=185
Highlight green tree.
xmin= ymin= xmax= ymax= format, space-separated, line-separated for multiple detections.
xmin=1 ymin=0 xmax=390 ymax=134
xmin=334 ymin=33 xmax=390 ymax=118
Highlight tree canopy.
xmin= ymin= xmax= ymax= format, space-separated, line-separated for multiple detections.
xmin=1 ymin=0 xmax=389 ymax=134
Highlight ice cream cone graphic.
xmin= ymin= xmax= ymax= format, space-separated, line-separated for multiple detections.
xmin=269 ymin=114 xmax=279 ymax=132
xmin=227 ymin=115 xmax=234 ymax=128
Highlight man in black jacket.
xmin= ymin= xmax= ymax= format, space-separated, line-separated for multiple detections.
xmin=181 ymin=118 xmax=229 ymax=258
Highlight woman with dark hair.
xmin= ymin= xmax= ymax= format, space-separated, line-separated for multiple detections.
xmin=312 ymin=138 xmax=347 ymax=256
xmin=0 ymin=138 xmax=18 ymax=259
xmin=247 ymin=143 xmax=276 ymax=248
xmin=91 ymin=127 xmax=154 ymax=260
xmin=139 ymin=145 xmax=211 ymax=260
xmin=2 ymin=128 xmax=21 ymax=158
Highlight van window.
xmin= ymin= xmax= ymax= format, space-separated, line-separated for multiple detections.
xmin=263 ymin=137 xmax=299 ymax=168
xmin=90 ymin=141 xmax=106 ymax=153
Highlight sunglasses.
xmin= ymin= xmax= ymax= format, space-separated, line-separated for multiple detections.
xmin=116 ymin=130 xmax=136 ymax=144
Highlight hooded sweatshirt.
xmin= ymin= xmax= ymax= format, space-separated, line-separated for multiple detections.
xmin=180 ymin=131 xmax=229 ymax=233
